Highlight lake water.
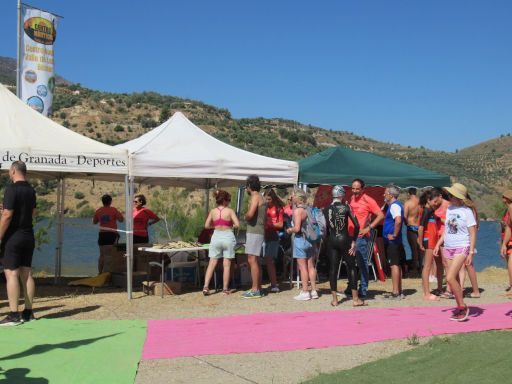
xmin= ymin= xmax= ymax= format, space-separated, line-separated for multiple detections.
xmin=32 ymin=219 xmax=505 ymax=276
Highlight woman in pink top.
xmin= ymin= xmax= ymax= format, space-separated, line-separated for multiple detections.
xmin=203 ymin=190 xmax=240 ymax=296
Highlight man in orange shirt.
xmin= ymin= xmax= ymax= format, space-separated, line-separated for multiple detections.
xmin=349 ymin=179 xmax=385 ymax=297
xmin=93 ymin=194 xmax=124 ymax=273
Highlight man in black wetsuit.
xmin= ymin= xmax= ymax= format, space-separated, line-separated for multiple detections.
xmin=324 ymin=186 xmax=363 ymax=307
xmin=0 ymin=161 xmax=37 ymax=326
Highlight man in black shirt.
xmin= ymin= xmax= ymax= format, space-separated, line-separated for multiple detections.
xmin=0 ymin=161 xmax=37 ymax=326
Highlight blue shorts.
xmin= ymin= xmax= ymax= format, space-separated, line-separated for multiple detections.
xmin=293 ymin=236 xmax=314 ymax=259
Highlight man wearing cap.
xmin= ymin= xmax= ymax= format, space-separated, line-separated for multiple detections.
xmin=349 ymin=179 xmax=384 ymax=298
xmin=500 ymin=190 xmax=512 ymax=292
xmin=383 ymin=185 xmax=405 ymax=299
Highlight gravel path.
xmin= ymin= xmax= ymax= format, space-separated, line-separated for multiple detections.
xmin=1 ymin=267 xmax=510 ymax=383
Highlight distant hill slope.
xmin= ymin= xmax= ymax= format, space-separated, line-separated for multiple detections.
xmin=1 ymin=56 xmax=510 ymax=217
xmin=0 ymin=56 xmax=70 ymax=86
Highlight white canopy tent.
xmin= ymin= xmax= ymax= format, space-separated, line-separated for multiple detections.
xmin=0 ymin=84 xmax=128 ymax=281
xmin=116 ymin=111 xmax=299 ymax=298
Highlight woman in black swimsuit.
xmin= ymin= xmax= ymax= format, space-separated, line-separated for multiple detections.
xmin=325 ymin=186 xmax=362 ymax=306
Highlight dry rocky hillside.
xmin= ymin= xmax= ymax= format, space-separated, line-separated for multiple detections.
xmin=1 ymin=56 xmax=511 ymax=218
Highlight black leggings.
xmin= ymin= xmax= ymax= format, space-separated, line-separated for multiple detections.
xmin=327 ymin=236 xmax=358 ymax=292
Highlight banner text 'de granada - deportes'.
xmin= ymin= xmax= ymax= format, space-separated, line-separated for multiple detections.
xmin=0 ymin=151 xmax=127 ymax=173
xmin=20 ymin=5 xmax=59 ymax=116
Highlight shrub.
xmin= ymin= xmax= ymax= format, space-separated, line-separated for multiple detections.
xmin=114 ymin=125 xmax=125 ymax=132
xmin=74 ymin=191 xmax=85 ymax=200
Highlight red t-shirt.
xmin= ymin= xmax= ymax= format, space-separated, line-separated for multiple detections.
xmin=133 ymin=207 xmax=159 ymax=237
xmin=265 ymin=205 xmax=284 ymax=240
xmin=502 ymin=212 xmax=512 ymax=245
xmin=93 ymin=206 xmax=123 ymax=232
xmin=349 ymin=193 xmax=381 ymax=237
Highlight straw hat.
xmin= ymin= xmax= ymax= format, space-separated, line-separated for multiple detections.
xmin=503 ymin=190 xmax=512 ymax=201
xmin=444 ymin=183 xmax=468 ymax=200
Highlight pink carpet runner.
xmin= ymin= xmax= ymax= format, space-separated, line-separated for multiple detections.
xmin=142 ymin=302 xmax=512 ymax=359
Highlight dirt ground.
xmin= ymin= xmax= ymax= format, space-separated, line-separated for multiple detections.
xmin=1 ymin=267 xmax=511 ymax=384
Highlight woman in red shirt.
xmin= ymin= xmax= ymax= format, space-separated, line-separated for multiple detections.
xmin=132 ymin=194 xmax=160 ymax=244
xmin=263 ymin=189 xmax=284 ymax=293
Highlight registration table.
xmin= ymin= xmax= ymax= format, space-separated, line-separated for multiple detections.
xmin=138 ymin=245 xmax=209 ymax=298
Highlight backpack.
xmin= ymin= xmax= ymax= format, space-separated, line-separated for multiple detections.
xmin=302 ymin=206 xmax=326 ymax=243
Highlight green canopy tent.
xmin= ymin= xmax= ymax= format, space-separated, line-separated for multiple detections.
xmin=299 ymin=146 xmax=451 ymax=187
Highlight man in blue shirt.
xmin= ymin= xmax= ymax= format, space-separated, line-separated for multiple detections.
xmin=383 ymin=185 xmax=405 ymax=299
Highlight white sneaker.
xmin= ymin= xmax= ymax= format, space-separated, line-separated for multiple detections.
xmin=293 ymin=291 xmax=311 ymax=301
xmin=310 ymin=290 xmax=319 ymax=299
xmin=269 ymin=286 xmax=280 ymax=293
xmin=429 ymin=275 xmax=437 ymax=283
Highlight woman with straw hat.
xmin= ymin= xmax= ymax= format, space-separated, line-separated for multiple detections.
xmin=433 ymin=183 xmax=477 ymax=322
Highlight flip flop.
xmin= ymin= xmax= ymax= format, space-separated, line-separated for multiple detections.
xmin=469 ymin=293 xmax=481 ymax=298
xmin=353 ymin=301 xmax=367 ymax=307
xmin=439 ymin=292 xmax=455 ymax=299
xmin=202 ymin=288 xmax=210 ymax=296
xmin=331 ymin=301 xmax=339 ymax=307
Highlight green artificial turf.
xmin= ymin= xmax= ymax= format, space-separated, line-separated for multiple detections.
xmin=304 ymin=330 xmax=512 ymax=384
xmin=0 ymin=319 xmax=146 ymax=384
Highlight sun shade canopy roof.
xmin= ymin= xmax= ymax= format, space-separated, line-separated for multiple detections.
xmin=299 ymin=146 xmax=450 ymax=187
xmin=116 ymin=112 xmax=299 ymax=187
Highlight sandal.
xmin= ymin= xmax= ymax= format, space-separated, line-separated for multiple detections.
xmin=331 ymin=301 xmax=339 ymax=307
xmin=439 ymin=292 xmax=455 ymax=299
xmin=353 ymin=301 xmax=367 ymax=307
xmin=202 ymin=288 xmax=210 ymax=296
xmin=469 ymin=292 xmax=481 ymax=298
xmin=222 ymin=289 xmax=231 ymax=295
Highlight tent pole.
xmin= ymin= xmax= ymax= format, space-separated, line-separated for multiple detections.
xmin=125 ymin=175 xmax=134 ymax=299
xmin=53 ymin=178 xmax=61 ymax=284
xmin=236 ymin=186 xmax=244 ymax=218
xmin=204 ymin=187 xmax=210 ymax=216
xmin=54 ymin=177 xmax=64 ymax=284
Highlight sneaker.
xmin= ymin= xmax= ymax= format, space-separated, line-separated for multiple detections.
xmin=269 ymin=286 xmax=280 ymax=293
xmin=310 ymin=290 xmax=319 ymax=299
xmin=429 ymin=275 xmax=438 ymax=283
xmin=293 ymin=291 xmax=311 ymax=301
xmin=0 ymin=312 xmax=22 ymax=326
xmin=22 ymin=309 xmax=35 ymax=322
xmin=450 ymin=305 xmax=469 ymax=322
xmin=241 ymin=290 xmax=262 ymax=299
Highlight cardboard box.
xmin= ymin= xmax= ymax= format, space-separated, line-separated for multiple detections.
xmin=142 ymin=280 xmax=182 ymax=295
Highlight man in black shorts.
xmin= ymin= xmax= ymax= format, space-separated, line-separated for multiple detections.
xmin=383 ymin=185 xmax=405 ymax=299
xmin=0 ymin=161 xmax=37 ymax=326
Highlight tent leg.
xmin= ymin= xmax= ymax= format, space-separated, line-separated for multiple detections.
xmin=236 ymin=186 xmax=244 ymax=218
xmin=204 ymin=188 xmax=210 ymax=216
xmin=125 ymin=175 xmax=134 ymax=299
xmin=54 ymin=177 xmax=65 ymax=285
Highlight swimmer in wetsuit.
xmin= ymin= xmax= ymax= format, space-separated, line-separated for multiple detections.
xmin=324 ymin=185 xmax=362 ymax=306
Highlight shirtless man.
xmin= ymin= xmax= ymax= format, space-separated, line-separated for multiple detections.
xmin=404 ymin=188 xmax=421 ymax=274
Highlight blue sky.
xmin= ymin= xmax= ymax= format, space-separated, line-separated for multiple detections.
xmin=1 ymin=0 xmax=510 ymax=152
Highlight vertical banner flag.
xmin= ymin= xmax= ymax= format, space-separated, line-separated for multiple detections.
xmin=19 ymin=4 xmax=59 ymax=116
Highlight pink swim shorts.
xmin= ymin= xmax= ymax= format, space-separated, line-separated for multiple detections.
xmin=443 ymin=246 xmax=470 ymax=260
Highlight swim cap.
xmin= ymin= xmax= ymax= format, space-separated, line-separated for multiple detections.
xmin=332 ymin=185 xmax=345 ymax=198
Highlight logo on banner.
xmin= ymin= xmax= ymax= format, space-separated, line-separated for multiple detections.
xmin=23 ymin=17 xmax=56 ymax=45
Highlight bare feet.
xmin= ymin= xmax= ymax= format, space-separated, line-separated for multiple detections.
xmin=423 ymin=293 xmax=440 ymax=301
xmin=331 ymin=300 xmax=339 ymax=307
xmin=353 ymin=300 xmax=366 ymax=307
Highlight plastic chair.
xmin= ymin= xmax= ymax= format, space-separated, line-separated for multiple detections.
xmin=167 ymin=250 xmax=200 ymax=286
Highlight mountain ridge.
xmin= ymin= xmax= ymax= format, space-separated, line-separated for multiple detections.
xmin=1 ymin=56 xmax=510 ymax=217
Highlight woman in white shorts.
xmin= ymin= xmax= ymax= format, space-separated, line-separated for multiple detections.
xmin=203 ymin=190 xmax=239 ymax=295
xmin=434 ymin=183 xmax=477 ymax=322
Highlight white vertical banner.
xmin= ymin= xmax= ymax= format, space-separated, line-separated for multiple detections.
xmin=19 ymin=4 xmax=60 ymax=116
